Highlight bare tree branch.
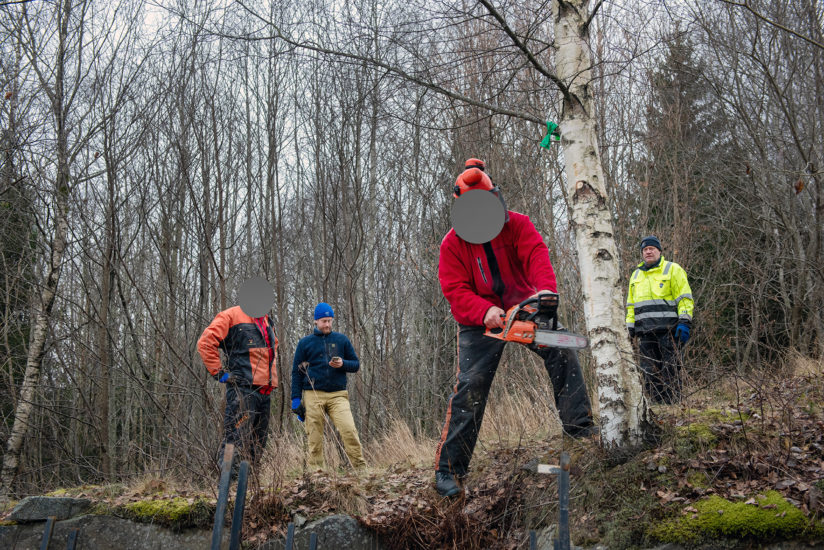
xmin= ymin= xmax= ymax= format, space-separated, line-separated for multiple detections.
xmin=476 ymin=0 xmax=571 ymax=101
xmin=583 ymin=0 xmax=606 ymax=33
xmin=227 ymin=0 xmax=544 ymax=125
xmin=717 ymin=0 xmax=824 ymax=50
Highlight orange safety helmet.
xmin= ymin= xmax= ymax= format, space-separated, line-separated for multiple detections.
xmin=452 ymin=158 xmax=509 ymax=219
xmin=453 ymin=158 xmax=498 ymax=197
xmin=453 ymin=167 xmax=494 ymax=197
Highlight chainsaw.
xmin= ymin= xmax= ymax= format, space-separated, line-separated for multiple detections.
xmin=484 ymin=293 xmax=589 ymax=350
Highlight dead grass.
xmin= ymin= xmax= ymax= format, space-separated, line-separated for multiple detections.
xmin=365 ymin=418 xmax=436 ymax=469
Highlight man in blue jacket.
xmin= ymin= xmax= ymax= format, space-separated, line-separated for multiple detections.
xmin=291 ymin=303 xmax=366 ymax=469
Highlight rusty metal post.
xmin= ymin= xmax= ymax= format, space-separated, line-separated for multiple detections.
xmin=229 ymin=460 xmax=250 ymax=550
xmin=39 ymin=516 xmax=55 ymax=550
xmin=211 ymin=443 xmax=235 ymax=550
xmin=556 ymin=452 xmax=570 ymax=550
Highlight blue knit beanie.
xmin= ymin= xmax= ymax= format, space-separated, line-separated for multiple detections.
xmin=314 ymin=302 xmax=335 ymax=320
xmin=640 ymin=235 xmax=662 ymax=251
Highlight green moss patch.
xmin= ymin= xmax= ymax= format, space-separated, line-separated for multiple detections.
xmin=675 ymin=423 xmax=717 ymax=457
xmin=119 ymin=497 xmax=214 ymax=531
xmin=579 ymin=453 xmax=674 ymax=549
xmin=649 ymin=491 xmax=822 ymax=544
xmin=687 ymin=408 xmax=751 ymax=424
xmin=46 ymin=484 xmax=125 ymax=499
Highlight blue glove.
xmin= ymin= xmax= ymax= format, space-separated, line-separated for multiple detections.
xmin=218 ymin=372 xmax=230 ymax=383
xmin=675 ymin=323 xmax=690 ymax=344
xmin=291 ymin=398 xmax=305 ymax=422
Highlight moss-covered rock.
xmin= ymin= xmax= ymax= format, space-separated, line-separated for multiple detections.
xmin=649 ymin=491 xmax=823 ymax=544
xmin=119 ymin=497 xmax=214 ymax=531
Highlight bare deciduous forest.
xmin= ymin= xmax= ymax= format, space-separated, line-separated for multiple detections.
xmin=1 ymin=0 xmax=822 ymax=542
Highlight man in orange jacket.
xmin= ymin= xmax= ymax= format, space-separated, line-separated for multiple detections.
xmin=198 ymin=278 xmax=278 ymax=471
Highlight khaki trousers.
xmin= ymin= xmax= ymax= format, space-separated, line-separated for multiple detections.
xmin=303 ymin=390 xmax=366 ymax=469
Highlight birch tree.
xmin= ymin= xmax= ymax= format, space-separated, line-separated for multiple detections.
xmin=1 ymin=0 xmax=78 ymax=497
xmin=549 ymin=0 xmax=649 ymax=444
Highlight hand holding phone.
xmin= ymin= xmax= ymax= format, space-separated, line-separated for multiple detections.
xmin=330 ymin=356 xmax=343 ymax=368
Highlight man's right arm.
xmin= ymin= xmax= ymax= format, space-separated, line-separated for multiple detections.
xmin=197 ymin=310 xmax=230 ymax=378
xmin=625 ymin=277 xmax=636 ymax=337
xmin=291 ymin=341 xmax=306 ymax=400
xmin=438 ymin=238 xmax=497 ymax=326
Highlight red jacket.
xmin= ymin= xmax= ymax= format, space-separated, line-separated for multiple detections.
xmin=439 ymin=211 xmax=557 ymax=326
xmin=197 ymin=306 xmax=279 ymax=387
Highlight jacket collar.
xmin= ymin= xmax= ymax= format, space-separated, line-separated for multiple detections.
xmin=638 ymin=254 xmax=666 ymax=272
xmin=313 ymin=327 xmax=328 ymax=337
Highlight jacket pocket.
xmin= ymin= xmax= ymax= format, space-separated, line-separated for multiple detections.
xmin=248 ymin=347 xmax=270 ymax=381
xmin=652 ymin=275 xmax=671 ymax=299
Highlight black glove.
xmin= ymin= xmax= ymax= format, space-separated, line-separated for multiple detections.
xmin=628 ymin=327 xmax=636 ymax=340
xmin=291 ymin=398 xmax=305 ymax=422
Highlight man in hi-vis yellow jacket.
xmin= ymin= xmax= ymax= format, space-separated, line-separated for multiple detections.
xmin=626 ymin=236 xmax=694 ymax=404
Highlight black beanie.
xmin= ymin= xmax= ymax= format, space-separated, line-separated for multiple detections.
xmin=640 ymin=235 xmax=662 ymax=251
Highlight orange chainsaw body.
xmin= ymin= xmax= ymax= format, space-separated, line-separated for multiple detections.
xmin=484 ymin=294 xmax=589 ymax=350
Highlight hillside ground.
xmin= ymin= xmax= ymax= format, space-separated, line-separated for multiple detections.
xmin=3 ymin=355 xmax=824 ymax=549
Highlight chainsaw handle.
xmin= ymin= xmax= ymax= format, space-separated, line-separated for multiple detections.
xmin=517 ymin=292 xmax=559 ymax=309
xmin=516 ymin=293 xmax=559 ymax=324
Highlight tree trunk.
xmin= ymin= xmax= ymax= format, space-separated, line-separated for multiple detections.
xmin=553 ymin=0 xmax=649 ymax=445
xmin=0 ymin=1 xmax=73 ymax=495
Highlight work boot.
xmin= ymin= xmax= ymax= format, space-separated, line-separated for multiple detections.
xmin=435 ymin=471 xmax=462 ymax=498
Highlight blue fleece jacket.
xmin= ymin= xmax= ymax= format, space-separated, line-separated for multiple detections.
xmin=291 ymin=328 xmax=360 ymax=399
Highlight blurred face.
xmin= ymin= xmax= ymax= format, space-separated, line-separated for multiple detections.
xmin=642 ymin=245 xmax=661 ymax=265
xmin=315 ymin=317 xmax=334 ymax=334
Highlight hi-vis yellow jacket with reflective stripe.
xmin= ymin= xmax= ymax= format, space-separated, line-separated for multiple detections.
xmin=626 ymin=256 xmax=693 ymax=334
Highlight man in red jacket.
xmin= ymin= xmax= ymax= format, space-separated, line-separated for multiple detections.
xmin=434 ymin=159 xmax=596 ymax=497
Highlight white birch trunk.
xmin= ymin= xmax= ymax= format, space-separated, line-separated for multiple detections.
xmin=0 ymin=187 xmax=69 ymax=497
xmin=553 ymin=0 xmax=649 ymax=445
xmin=0 ymin=0 xmax=73 ymax=497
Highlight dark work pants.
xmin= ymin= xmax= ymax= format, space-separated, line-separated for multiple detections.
xmin=218 ymin=384 xmax=271 ymax=470
xmin=435 ymin=325 xmax=595 ymax=477
xmin=638 ymin=330 xmax=682 ymax=404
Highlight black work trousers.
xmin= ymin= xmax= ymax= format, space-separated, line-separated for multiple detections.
xmin=218 ymin=383 xmax=271 ymax=470
xmin=638 ymin=330 xmax=682 ymax=404
xmin=435 ymin=325 xmax=595 ymax=477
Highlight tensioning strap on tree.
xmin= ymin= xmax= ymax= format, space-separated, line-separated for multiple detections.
xmin=540 ymin=121 xmax=561 ymax=149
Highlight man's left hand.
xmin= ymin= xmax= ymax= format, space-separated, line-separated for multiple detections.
xmin=529 ymin=289 xmax=555 ymax=300
xmin=675 ymin=323 xmax=690 ymax=344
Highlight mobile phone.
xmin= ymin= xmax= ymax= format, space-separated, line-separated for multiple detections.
xmin=331 ymin=356 xmax=342 ymax=363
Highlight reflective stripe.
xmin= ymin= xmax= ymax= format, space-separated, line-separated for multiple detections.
xmin=631 ymin=269 xmax=641 ymax=282
xmin=679 ymin=313 xmax=693 ymax=321
xmin=634 ymin=298 xmax=677 ymax=308
xmin=626 ymin=301 xmax=635 ymax=307
xmin=675 ymin=293 xmax=693 ymax=303
xmin=663 ymin=261 xmax=671 ymax=275
xmin=626 ymin=322 xmax=635 ymax=328
xmin=635 ymin=311 xmax=679 ymax=321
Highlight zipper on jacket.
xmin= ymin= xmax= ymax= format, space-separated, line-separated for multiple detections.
xmin=476 ymin=257 xmax=489 ymax=285
xmin=482 ymin=242 xmax=506 ymax=301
